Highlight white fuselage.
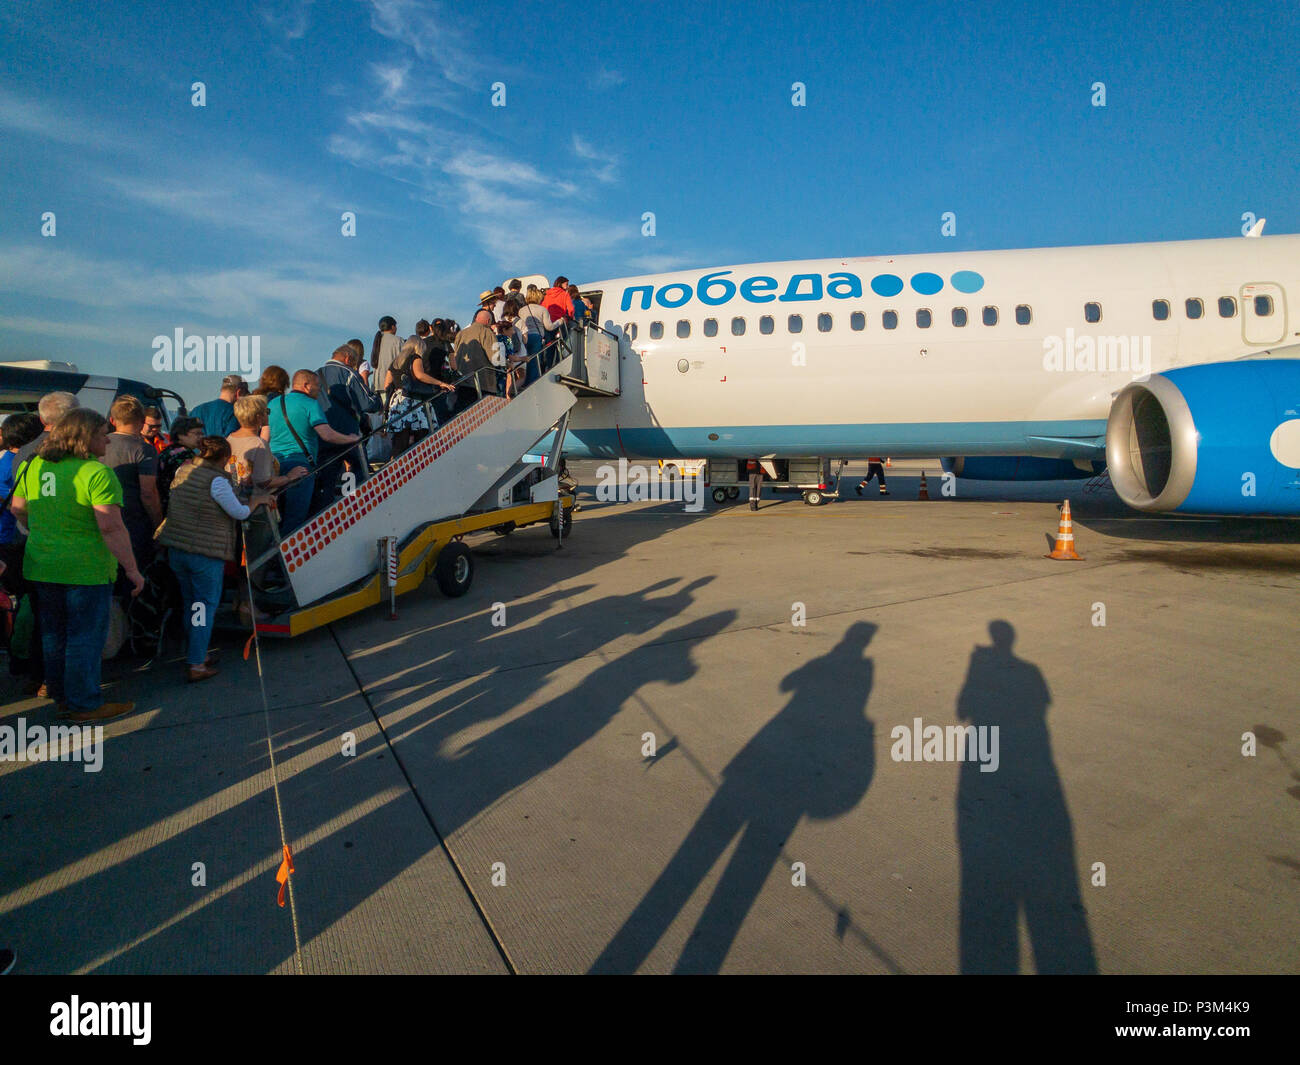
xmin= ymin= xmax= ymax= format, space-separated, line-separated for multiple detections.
xmin=564 ymin=233 xmax=1299 ymax=460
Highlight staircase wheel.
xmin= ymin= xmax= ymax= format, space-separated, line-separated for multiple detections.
xmin=434 ymin=542 xmax=474 ymax=597
xmin=549 ymin=507 xmax=573 ymax=538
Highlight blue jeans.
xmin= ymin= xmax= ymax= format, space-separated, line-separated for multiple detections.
xmin=275 ymin=452 xmax=314 ymax=532
xmin=168 ymin=549 xmax=225 ymax=667
xmin=32 ymin=582 xmax=111 ymax=711
xmin=524 ymin=333 xmax=543 ymax=386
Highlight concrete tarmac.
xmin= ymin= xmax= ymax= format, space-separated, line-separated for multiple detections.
xmin=1 ymin=461 xmax=1297 ymax=974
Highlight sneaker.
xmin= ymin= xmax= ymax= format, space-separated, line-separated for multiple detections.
xmin=0 ymin=947 xmax=15 ymax=974
xmin=186 ymin=664 xmax=219 ymax=684
xmin=879 ymin=490 xmax=891 ymax=496
xmin=855 ymin=484 xmax=863 ymax=496
xmin=70 ymin=702 xmax=133 ymax=723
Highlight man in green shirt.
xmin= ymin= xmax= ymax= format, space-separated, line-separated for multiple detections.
xmin=11 ymin=409 xmax=144 ymax=722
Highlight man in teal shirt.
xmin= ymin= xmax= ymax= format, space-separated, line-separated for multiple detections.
xmin=267 ymin=369 xmax=360 ymax=529
xmin=191 ymin=374 xmax=243 ymax=437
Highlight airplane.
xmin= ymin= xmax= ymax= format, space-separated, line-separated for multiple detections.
xmin=550 ymin=224 xmax=1300 ymax=517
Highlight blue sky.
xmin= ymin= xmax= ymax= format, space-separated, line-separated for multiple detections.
xmin=2 ymin=0 xmax=1297 ymax=404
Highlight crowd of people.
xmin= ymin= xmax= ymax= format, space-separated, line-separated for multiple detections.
xmin=0 ymin=276 xmax=585 ymax=720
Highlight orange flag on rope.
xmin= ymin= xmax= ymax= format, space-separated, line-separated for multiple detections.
xmin=243 ymin=633 xmax=255 ymax=660
xmin=276 ymin=844 xmax=295 ymax=907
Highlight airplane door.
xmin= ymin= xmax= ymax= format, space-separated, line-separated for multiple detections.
xmin=1240 ymin=282 xmax=1286 ymax=346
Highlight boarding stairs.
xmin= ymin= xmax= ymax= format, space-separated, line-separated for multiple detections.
xmin=248 ymin=323 xmax=620 ymax=613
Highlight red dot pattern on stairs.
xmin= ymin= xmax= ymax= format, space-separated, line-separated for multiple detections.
xmin=279 ymin=396 xmax=509 ymax=573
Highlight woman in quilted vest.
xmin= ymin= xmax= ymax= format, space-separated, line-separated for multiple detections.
xmin=156 ymin=436 xmax=274 ymax=682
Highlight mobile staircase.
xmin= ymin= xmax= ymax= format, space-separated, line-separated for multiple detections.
xmin=244 ymin=322 xmax=621 ymax=636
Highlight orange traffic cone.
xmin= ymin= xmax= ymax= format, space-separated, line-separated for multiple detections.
xmin=885 ymin=457 xmax=892 ymax=468
xmin=918 ymin=472 xmax=930 ymax=500
xmin=1046 ymin=500 xmax=1083 ymax=560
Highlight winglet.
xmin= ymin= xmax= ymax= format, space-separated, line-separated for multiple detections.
xmin=1245 ymin=217 xmax=1266 ymax=237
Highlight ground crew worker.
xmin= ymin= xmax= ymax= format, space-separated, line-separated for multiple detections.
xmin=856 ymin=457 xmax=891 ymax=496
xmin=747 ymin=459 xmax=762 ymax=511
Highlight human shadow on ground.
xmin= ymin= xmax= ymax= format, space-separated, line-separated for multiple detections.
xmin=590 ymin=621 xmax=878 ymax=973
xmin=955 ymin=620 xmax=1097 ymax=974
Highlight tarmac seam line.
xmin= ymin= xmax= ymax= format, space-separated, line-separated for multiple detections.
xmin=325 ymin=623 xmax=519 ymax=975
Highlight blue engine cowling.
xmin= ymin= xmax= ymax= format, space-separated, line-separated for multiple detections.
xmin=1105 ymin=359 xmax=1300 ymax=515
xmin=941 ymin=456 xmax=1103 ymax=480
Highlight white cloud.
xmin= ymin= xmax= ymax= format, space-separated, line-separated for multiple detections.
xmin=572 ymin=134 xmax=620 ymax=184
xmin=365 ymin=0 xmax=480 ymax=89
xmin=370 ymin=60 xmax=412 ymax=101
xmin=0 ymin=85 xmax=142 ymax=152
xmin=0 ymin=87 xmax=338 ymax=252
xmin=329 ymin=9 xmax=641 ymax=271
xmin=259 ymin=0 xmax=314 ymax=41
xmin=101 ymin=169 xmax=335 ymax=245
xmin=445 ymin=150 xmax=576 ymax=196
xmin=0 ymin=315 xmax=144 ymax=348
xmin=589 ymin=67 xmax=625 ymax=90
xmin=0 ymin=243 xmax=477 ymax=347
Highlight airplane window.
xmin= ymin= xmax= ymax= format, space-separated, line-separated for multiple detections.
xmin=731 ymin=317 xmax=746 ymax=336
xmin=916 ymin=309 xmax=932 ymax=328
xmin=649 ymin=321 xmax=664 ymax=340
xmin=1152 ymin=300 xmax=1169 ymax=321
xmin=1084 ymin=302 xmax=1101 ymax=323
xmin=1185 ymin=298 xmax=1203 ymax=319
xmin=1217 ymin=297 xmax=1236 ymax=318
xmin=788 ymin=314 xmax=803 ymax=333
xmin=850 ymin=312 xmax=866 ymax=331
xmin=952 ymin=307 xmax=968 ymax=327
xmin=703 ymin=318 xmax=718 ymax=337
xmin=882 ymin=310 xmax=898 ymax=329
xmin=677 ymin=319 xmax=691 ymax=338
xmin=818 ymin=313 xmax=832 ymax=332
xmin=1255 ymin=295 xmax=1274 ymax=316
xmin=1015 ymin=305 xmax=1032 ymax=325
xmin=982 ymin=306 xmax=998 ymax=326
xmin=759 ymin=315 xmax=774 ymax=335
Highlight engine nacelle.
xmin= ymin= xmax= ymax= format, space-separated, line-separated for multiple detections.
xmin=941 ymin=456 xmax=1102 ymax=481
xmin=1105 ymin=359 xmax=1300 ymax=515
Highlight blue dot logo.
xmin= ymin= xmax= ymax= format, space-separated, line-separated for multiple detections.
xmin=910 ymin=272 xmax=943 ymax=295
xmin=870 ymin=273 xmax=903 ymax=297
xmin=950 ymin=270 xmax=984 ymax=294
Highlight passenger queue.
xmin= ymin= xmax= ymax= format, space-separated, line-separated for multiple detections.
xmin=0 ymin=276 xmax=583 ymax=719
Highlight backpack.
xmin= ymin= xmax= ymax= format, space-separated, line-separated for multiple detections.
xmin=398 ymin=350 xmax=438 ymax=398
